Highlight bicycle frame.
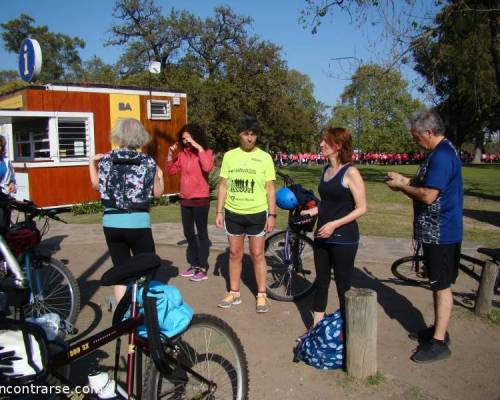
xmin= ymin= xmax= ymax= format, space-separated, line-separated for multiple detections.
xmin=49 ymin=280 xmax=215 ymax=399
xmin=50 ymin=282 xmax=144 ymax=397
xmin=0 ymin=235 xmax=25 ymax=285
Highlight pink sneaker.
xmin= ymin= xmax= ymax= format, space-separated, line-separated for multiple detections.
xmin=180 ymin=267 xmax=197 ymax=278
xmin=190 ymin=270 xmax=208 ymax=282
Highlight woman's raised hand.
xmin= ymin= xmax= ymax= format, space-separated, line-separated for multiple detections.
xmin=168 ymin=143 xmax=178 ymax=161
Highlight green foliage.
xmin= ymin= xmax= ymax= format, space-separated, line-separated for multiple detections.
xmin=0 ymin=80 xmax=29 ymax=95
xmin=487 ymin=309 xmax=500 ymax=326
xmin=365 ymin=372 xmax=385 ymax=386
xmin=0 ymin=70 xmax=19 ymax=84
xmin=1 ymin=14 xmax=85 ymax=82
xmin=151 ymin=196 xmax=170 ymax=207
xmin=329 ymin=64 xmax=424 ymax=152
xmin=412 ymin=1 xmax=499 ymax=150
xmin=208 ymin=166 xmax=221 ymax=200
xmin=71 ymin=201 xmax=104 ymax=215
xmin=108 ymin=1 xmax=325 ymax=153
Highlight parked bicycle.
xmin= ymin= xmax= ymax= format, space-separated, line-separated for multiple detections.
xmin=0 ymin=239 xmax=249 ymax=399
xmin=264 ymin=171 xmax=318 ymax=301
xmin=391 ymin=240 xmax=500 ymax=294
xmin=1 ymin=198 xmax=80 ymax=324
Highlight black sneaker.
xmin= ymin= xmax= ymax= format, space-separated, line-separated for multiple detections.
xmin=411 ymin=339 xmax=451 ymax=363
xmin=408 ymin=326 xmax=451 ymax=345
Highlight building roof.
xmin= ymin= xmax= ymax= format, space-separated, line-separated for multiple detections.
xmin=0 ymin=81 xmax=187 ymax=98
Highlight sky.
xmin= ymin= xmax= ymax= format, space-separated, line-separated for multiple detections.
xmin=0 ymin=0 xmax=425 ymax=108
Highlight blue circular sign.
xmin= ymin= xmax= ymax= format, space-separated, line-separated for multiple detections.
xmin=18 ymin=38 xmax=42 ymax=82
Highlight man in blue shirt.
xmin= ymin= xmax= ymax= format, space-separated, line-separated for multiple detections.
xmin=385 ymin=110 xmax=463 ymax=363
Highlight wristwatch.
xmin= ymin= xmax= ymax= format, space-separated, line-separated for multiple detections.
xmin=268 ymin=213 xmax=277 ymax=218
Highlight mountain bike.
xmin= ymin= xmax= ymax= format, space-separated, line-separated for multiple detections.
xmin=264 ymin=171 xmax=317 ymax=301
xmin=0 ymin=243 xmax=249 ymax=399
xmin=391 ymin=240 xmax=500 ymax=293
xmin=1 ymin=198 xmax=80 ymax=325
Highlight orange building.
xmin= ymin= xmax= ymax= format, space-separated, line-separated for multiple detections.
xmin=0 ymin=83 xmax=186 ymax=207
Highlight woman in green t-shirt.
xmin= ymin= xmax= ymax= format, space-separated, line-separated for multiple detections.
xmin=215 ymin=116 xmax=277 ymax=313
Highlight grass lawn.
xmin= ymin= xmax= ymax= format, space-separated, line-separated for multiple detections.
xmin=62 ymin=164 xmax=500 ymax=247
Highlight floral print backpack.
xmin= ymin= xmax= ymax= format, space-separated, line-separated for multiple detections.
xmin=99 ymin=148 xmax=156 ymax=211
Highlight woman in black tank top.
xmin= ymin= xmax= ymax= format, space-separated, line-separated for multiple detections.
xmin=300 ymin=127 xmax=367 ymax=329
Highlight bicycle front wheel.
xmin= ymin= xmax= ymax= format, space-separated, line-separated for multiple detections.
xmin=26 ymin=256 xmax=81 ymax=324
xmin=142 ymin=313 xmax=249 ymax=400
xmin=264 ymin=231 xmax=316 ymax=301
xmin=391 ymin=255 xmax=428 ymax=285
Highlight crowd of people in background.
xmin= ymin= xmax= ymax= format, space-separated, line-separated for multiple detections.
xmin=272 ymin=150 xmax=500 ymax=167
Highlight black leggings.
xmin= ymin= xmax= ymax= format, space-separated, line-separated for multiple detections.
xmin=313 ymin=241 xmax=358 ymax=314
xmin=181 ymin=205 xmax=210 ymax=270
xmin=103 ymin=227 xmax=156 ymax=267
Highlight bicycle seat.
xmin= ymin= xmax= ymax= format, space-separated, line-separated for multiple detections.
xmin=477 ymin=248 xmax=500 ymax=263
xmin=101 ymin=253 xmax=161 ymax=286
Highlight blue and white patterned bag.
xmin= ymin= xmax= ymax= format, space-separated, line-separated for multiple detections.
xmin=293 ymin=310 xmax=344 ymax=369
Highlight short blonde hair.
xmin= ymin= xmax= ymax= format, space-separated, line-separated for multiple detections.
xmin=110 ymin=118 xmax=150 ymax=149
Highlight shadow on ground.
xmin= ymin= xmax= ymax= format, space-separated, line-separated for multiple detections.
xmin=463 ymin=209 xmax=500 ymax=228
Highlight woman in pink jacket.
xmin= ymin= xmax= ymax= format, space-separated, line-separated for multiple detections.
xmin=166 ymin=124 xmax=214 ymax=281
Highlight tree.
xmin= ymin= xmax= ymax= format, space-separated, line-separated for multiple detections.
xmin=330 ymin=64 xmax=423 ymax=152
xmin=108 ymin=0 xmax=196 ymax=82
xmin=72 ymin=56 xmax=119 ymax=85
xmin=109 ymin=0 xmax=325 ymax=152
xmin=1 ymin=14 xmax=85 ymax=82
xmin=412 ymin=0 xmax=500 ymax=161
xmin=301 ymin=0 xmax=500 ymax=160
xmin=0 ymin=70 xmax=18 ymax=84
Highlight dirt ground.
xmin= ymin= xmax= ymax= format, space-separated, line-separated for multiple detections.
xmin=41 ymin=227 xmax=500 ymax=400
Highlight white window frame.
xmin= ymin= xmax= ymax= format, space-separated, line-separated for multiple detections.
xmin=0 ymin=111 xmax=95 ymax=167
xmin=147 ymin=99 xmax=171 ymax=120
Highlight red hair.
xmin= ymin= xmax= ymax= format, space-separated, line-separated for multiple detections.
xmin=321 ymin=127 xmax=353 ymax=164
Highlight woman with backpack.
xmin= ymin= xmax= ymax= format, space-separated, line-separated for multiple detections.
xmin=89 ymin=118 xmax=164 ymax=302
xmin=300 ymin=127 xmax=367 ymax=329
xmin=165 ymin=124 xmax=214 ymax=282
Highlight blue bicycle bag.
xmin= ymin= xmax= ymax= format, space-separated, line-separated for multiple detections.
xmin=125 ymin=280 xmax=193 ymax=338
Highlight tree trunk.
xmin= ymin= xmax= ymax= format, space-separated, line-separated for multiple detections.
xmin=472 ymin=131 xmax=484 ymax=163
xmin=487 ymin=1 xmax=500 ymax=130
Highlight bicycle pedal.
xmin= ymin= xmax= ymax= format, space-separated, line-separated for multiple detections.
xmin=104 ymin=296 xmax=117 ymax=313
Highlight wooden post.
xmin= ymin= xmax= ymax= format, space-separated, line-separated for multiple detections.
xmin=474 ymin=261 xmax=499 ymax=316
xmin=345 ymin=288 xmax=377 ymax=379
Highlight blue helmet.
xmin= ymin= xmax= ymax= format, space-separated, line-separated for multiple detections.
xmin=276 ymin=187 xmax=298 ymax=210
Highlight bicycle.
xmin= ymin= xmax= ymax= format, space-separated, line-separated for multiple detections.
xmin=264 ymin=171 xmax=317 ymax=301
xmin=0 ymin=241 xmax=249 ymax=399
xmin=1 ymin=198 xmax=80 ymax=325
xmin=391 ymin=240 xmax=500 ymax=293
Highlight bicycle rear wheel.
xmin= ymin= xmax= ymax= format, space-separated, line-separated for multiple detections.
xmin=26 ymin=256 xmax=81 ymax=324
xmin=391 ymin=255 xmax=428 ymax=285
xmin=264 ymin=231 xmax=316 ymax=301
xmin=142 ymin=313 xmax=249 ymax=400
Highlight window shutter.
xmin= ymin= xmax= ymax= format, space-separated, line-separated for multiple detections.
xmin=147 ymin=100 xmax=171 ymax=120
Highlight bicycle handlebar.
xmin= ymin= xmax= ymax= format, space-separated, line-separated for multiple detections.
xmin=276 ymin=170 xmax=293 ymax=186
xmin=6 ymin=198 xmax=67 ymax=224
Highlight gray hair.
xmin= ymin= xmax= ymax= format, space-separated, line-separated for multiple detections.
xmin=110 ymin=118 xmax=151 ymax=149
xmin=409 ymin=110 xmax=445 ymax=136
